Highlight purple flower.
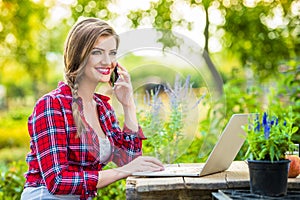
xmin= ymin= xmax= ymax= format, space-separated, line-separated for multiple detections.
xmin=262 ymin=112 xmax=268 ymax=127
xmin=264 ymin=122 xmax=270 ymax=139
xmin=254 ymin=114 xmax=260 ymax=132
xmin=256 ymin=112 xmax=271 ymax=139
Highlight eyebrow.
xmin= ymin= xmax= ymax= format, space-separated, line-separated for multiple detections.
xmin=92 ymin=47 xmax=117 ymax=51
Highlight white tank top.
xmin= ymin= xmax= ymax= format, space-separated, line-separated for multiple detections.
xmin=99 ymin=136 xmax=112 ymax=163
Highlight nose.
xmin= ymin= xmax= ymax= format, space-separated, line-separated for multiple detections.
xmin=101 ymin=53 xmax=111 ymax=65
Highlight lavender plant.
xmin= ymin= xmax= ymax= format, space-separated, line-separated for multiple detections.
xmin=141 ymin=86 xmax=166 ymax=159
xmin=244 ymin=109 xmax=298 ymax=162
xmin=139 ymin=75 xmax=205 ymax=163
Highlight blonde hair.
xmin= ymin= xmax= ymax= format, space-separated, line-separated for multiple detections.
xmin=64 ymin=18 xmax=119 ymax=136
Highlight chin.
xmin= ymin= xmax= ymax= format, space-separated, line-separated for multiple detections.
xmin=98 ymin=77 xmax=110 ymax=83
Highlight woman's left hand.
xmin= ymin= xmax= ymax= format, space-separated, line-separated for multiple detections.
xmin=113 ymin=64 xmax=135 ymax=107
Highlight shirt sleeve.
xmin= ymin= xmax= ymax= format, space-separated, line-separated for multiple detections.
xmin=29 ymin=95 xmax=98 ymax=196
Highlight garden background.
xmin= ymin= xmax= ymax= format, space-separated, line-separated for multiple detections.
xmin=0 ymin=0 xmax=299 ymax=199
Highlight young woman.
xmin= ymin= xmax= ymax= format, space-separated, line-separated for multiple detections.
xmin=21 ymin=18 xmax=164 ymax=200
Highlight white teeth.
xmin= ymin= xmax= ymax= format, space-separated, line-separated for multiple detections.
xmin=98 ymin=68 xmax=109 ymax=73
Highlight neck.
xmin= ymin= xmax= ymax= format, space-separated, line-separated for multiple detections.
xmin=77 ymin=79 xmax=97 ymax=103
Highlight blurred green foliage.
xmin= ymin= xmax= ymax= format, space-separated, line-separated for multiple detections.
xmin=221 ymin=1 xmax=299 ymax=80
xmin=127 ymin=0 xmax=299 ymax=80
xmin=0 ymin=161 xmax=27 ymax=200
xmin=1 ymin=1 xmax=50 ymax=99
xmin=1 ymin=0 xmax=298 ymax=100
xmin=0 ymin=108 xmax=30 ymax=148
xmin=268 ymin=61 xmax=300 ymax=142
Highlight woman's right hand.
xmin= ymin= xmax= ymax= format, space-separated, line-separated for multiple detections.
xmin=97 ymin=156 xmax=164 ymax=188
xmin=118 ymin=156 xmax=164 ymax=176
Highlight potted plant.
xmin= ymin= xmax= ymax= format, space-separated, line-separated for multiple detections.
xmin=244 ymin=110 xmax=299 ymax=197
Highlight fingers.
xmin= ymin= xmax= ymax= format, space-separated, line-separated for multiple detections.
xmin=136 ymin=156 xmax=164 ymax=172
xmin=119 ymin=156 xmax=164 ymax=176
xmin=113 ymin=63 xmax=131 ymax=90
xmin=117 ymin=71 xmax=130 ymax=83
xmin=115 ymin=64 xmax=130 ymax=81
xmin=141 ymin=164 xmax=163 ymax=172
xmin=113 ymin=81 xmax=130 ymax=88
xmin=113 ymin=75 xmax=133 ymax=92
xmin=142 ymin=156 xmax=164 ymax=168
xmin=116 ymin=63 xmax=127 ymax=72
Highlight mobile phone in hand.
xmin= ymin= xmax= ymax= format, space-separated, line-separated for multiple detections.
xmin=110 ymin=63 xmax=119 ymax=87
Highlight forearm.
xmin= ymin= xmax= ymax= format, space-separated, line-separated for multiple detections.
xmin=96 ymin=168 xmax=129 ymax=188
xmin=123 ymin=103 xmax=138 ymax=132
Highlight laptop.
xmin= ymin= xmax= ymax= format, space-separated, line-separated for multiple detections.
xmin=132 ymin=113 xmax=250 ymax=177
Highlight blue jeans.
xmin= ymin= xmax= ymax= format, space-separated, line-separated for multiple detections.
xmin=20 ymin=186 xmax=89 ymax=200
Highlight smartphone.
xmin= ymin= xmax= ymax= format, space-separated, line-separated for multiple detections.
xmin=110 ymin=63 xmax=119 ymax=87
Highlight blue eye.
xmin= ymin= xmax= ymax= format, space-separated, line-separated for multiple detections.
xmin=110 ymin=51 xmax=117 ymax=56
xmin=91 ymin=50 xmax=102 ymax=55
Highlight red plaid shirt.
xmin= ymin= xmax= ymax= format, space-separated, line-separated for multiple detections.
xmin=24 ymin=82 xmax=146 ymax=199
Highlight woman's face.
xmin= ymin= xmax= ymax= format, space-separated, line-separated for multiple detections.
xmin=82 ymin=35 xmax=117 ymax=85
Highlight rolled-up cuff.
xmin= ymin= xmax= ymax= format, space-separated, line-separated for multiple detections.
xmin=123 ymin=125 xmax=146 ymax=140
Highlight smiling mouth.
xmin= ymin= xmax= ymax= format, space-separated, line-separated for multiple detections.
xmin=96 ymin=68 xmax=110 ymax=75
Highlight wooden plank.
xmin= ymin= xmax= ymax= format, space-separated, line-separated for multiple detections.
xmin=287 ymin=177 xmax=300 ymax=189
xmin=126 ymin=189 xmax=213 ymax=200
xmin=134 ymin=177 xmax=185 ymax=192
xmin=225 ymin=161 xmax=250 ymax=188
xmin=184 ymin=171 xmax=228 ymax=190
